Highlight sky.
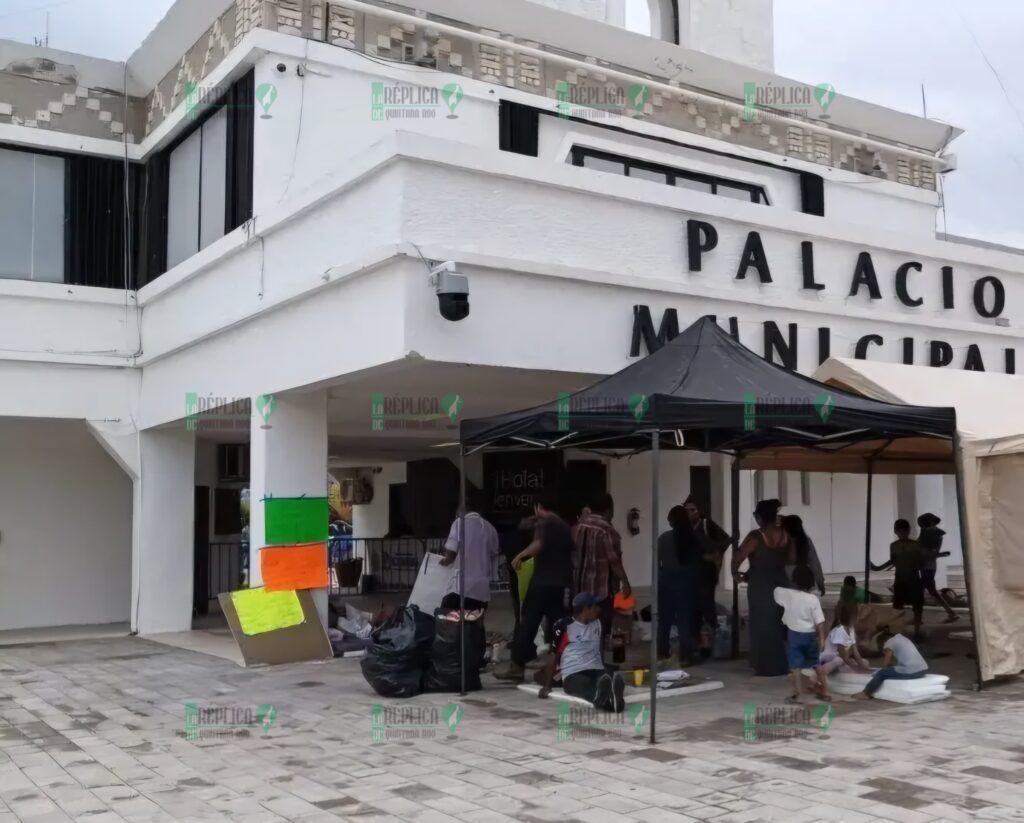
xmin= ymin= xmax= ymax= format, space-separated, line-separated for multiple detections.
xmin=2 ymin=0 xmax=1023 ymax=247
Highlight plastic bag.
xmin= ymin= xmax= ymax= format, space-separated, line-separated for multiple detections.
xmin=516 ymin=558 xmax=535 ymax=605
xmin=360 ymin=606 xmax=435 ymax=698
xmin=423 ymin=610 xmax=486 ymax=693
xmin=337 ymin=603 xmax=373 ymax=639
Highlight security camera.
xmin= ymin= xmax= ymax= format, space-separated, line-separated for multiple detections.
xmin=429 ymin=261 xmax=469 ymax=322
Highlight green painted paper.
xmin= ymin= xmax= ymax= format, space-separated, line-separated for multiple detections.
xmin=264 ymin=497 xmax=329 ymax=545
xmin=231 ymin=588 xmax=305 ymax=636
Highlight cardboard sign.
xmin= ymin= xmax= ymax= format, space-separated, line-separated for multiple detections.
xmin=219 ymin=588 xmax=332 ymax=667
xmin=263 ymin=497 xmax=329 ymax=545
xmin=408 ymin=552 xmax=450 ymax=614
xmin=260 ymin=543 xmax=330 ymax=591
xmin=230 ymin=588 xmax=305 ymax=635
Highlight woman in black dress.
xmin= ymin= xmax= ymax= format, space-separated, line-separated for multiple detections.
xmin=732 ymin=499 xmax=791 ymax=676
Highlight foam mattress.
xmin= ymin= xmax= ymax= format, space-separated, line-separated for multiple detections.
xmin=829 ymin=671 xmax=950 ymax=701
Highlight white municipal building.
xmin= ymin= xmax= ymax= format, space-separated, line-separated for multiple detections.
xmin=0 ymin=0 xmax=1020 ymax=635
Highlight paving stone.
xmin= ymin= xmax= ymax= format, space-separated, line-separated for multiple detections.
xmin=0 ymin=637 xmax=1021 ymax=823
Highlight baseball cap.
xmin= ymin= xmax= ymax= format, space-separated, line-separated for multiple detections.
xmin=572 ymin=592 xmax=600 ymax=610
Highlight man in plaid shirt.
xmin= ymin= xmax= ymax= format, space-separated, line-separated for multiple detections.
xmin=571 ymin=493 xmax=631 ymax=639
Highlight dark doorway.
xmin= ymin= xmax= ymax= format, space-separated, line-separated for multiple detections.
xmin=689 ymin=466 xmax=712 ymax=516
xmin=193 ymin=486 xmax=210 ymax=616
xmin=564 ymin=459 xmax=608 ymax=519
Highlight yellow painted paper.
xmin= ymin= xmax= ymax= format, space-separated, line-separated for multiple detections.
xmin=231 ymin=588 xmax=305 ymax=636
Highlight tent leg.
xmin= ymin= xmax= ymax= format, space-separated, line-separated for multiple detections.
xmin=649 ymin=432 xmax=660 ymax=745
xmin=458 ymin=448 xmax=467 ymax=697
xmin=864 ymin=462 xmax=873 ymax=600
xmin=730 ymin=455 xmax=740 ymax=660
xmin=952 ymin=431 xmax=984 ymax=691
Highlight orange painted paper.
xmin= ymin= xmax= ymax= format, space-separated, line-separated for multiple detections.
xmin=260 ymin=543 xmax=330 ymax=591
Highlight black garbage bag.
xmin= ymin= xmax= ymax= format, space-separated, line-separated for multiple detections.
xmin=423 ymin=610 xmax=486 ymax=692
xmin=360 ymin=606 xmax=435 ymax=698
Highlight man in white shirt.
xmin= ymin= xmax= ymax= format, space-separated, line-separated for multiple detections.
xmin=439 ymin=494 xmax=500 ymax=610
xmin=774 ymin=565 xmax=828 ymax=703
xmin=853 ymin=632 xmax=928 ymax=700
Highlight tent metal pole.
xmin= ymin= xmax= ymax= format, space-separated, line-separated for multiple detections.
xmin=649 ymin=431 xmax=660 ymax=745
xmin=730 ymin=454 xmax=741 ymax=659
xmin=864 ymin=461 xmax=873 ymax=601
xmin=458 ymin=447 xmax=467 ymax=697
xmin=952 ymin=430 xmax=985 ymax=691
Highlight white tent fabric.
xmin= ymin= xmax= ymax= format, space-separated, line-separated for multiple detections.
xmin=815 ymin=358 xmax=1024 ymax=681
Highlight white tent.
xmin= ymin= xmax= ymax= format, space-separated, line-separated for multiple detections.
xmin=814 ymin=357 xmax=1024 ymax=682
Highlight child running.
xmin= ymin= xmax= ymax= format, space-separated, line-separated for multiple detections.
xmin=774 ymin=565 xmax=829 ymax=703
xmin=872 ymin=519 xmax=924 ymax=638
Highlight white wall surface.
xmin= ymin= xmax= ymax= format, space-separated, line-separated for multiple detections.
xmin=0 ymin=419 xmax=132 ymax=630
xmin=345 ymin=462 xmax=408 ymax=539
xmin=0 ymin=280 xmax=139 ymax=363
xmin=396 ymin=154 xmax=1022 ymax=376
xmin=135 ymin=427 xmax=195 ymax=634
xmin=682 ymin=0 xmax=774 ymax=71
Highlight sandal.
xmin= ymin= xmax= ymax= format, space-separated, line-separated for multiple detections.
xmin=785 ymin=694 xmax=801 ymax=705
xmin=815 ymin=692 xmax=833 ymax=702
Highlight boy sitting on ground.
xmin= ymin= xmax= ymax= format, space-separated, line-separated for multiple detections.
xmin=774 ymin=565 xmax=829 ymax=703
xmin=852 ymin=631 xmax=928 ymax=700
xmin=538 ymin=593 xmax=626 ymax=712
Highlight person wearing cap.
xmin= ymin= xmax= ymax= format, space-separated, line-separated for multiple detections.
xmin=542 ymin=592 xmax=626 ymax=712
xmin=917 ymin=513 xmax=958 ymax=624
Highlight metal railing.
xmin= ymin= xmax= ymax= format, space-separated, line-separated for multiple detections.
xmin=200 ymin=537 xmax=512 ymax=600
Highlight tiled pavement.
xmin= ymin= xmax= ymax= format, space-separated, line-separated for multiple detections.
xmin=1 ymin=637 xmax=1024 ymax=822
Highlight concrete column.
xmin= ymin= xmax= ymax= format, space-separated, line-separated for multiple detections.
xmin=134 ymin=428 xmax=196 ymax=634
xmin=250 ymin=391 xmax=329 ymax=624
xmin=710 ymin=453 xmax=733 ymax=590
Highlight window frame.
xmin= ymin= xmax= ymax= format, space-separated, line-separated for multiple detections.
xmin=570 ymin=145 xmax=770 ymax=205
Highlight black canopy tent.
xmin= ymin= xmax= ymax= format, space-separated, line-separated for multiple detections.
xmin=452 ymin=317 xmax=962 ymax=741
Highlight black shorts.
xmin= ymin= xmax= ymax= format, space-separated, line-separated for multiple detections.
xmin=893 ymin=575 xmax=923 ymax=612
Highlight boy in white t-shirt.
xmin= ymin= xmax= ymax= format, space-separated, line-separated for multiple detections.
xmin=819 ymin=601 xmax=871 ymax=676
xmin=774 ymin=565 xmax=828 ymax=703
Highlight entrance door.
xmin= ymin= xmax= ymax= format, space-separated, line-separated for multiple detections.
xmin=193 ymin=486 xmax=210 ymax=616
